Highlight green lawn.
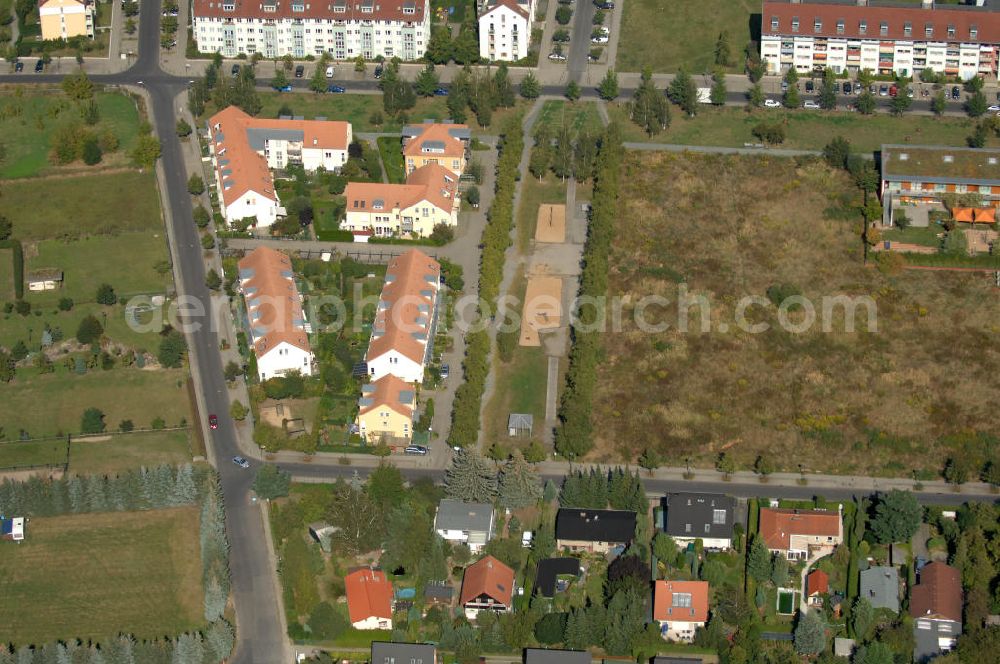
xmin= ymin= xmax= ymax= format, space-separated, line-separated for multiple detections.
xmin=0 ymin=247 xmax=13 ymax=300
xmin=0 ymin=367 xmax=192 ymax=439
xmin=534 ymin=101 xmax=604 ymax=136
xmin=618 ymin=0 xmax=755 ymax=73
xmin=0 ymin=439 xmax=68 ymax=470
xmin=1 ymin=171 xmax=161 ymax=241
xmin=0 ymin=90 xmax=142 ymax=179
xmin=0 ymin=508 xmax=205 ymax=646
xmin=0 ymin=301 xmax=169 ymax=353
xmin=29 ymin=231 xmax=172 ymax=304
xmin=68 ymin=430 xmax=192 ymax=475
xmin=517 ymin=173 xmax=567 ymax=251
xmin=881 ymin=225 xmax=942 ymax=247
xmin=607 ymin=103 xmax=991 ymax=153
xmin=377 ymin=136 xmax=406 ymax=184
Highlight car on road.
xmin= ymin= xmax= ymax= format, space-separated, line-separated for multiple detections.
xmin=842 ymin=81 xmax=851 ymax=94
xmin=326 ymin=84 xmax=346 ymax=93
xmin=14 ymin=61 xmax=22 ymax=72
xmin=594 ymin=0 xmax=614 ymax=8
xmin=951 ymin=86 xmax=961 ymax=100
xmin=764 ymin=98 xmax=781 ymax=108
xmin=325 ymin=65 xmax=335 ymax=78
xmin=804 ymin=80 xmax=814 ymax=93
xmin=433 ymin=87 xmax=449 ymax=96
xmin=34 ymin=59 xmax=44 ymax=72
xmin=878 ymin=84 xmax=889 ymax=96
xmin=548 ymin=51 xmax=567 ymax=61
xmin=231 ymin=64 xmax=240 ymax=77
xmin=988 ymin=104 xmax=1000 ymax=112
xmin=232 ymin=456 xmax=250 ymax=468
xmin=404 ymin=445 xmax=429 ymax=455
xmin=802 ymin=100 xmax=820 ymax=109
xmin=277 ymin=84 xmax=293 ymax=92
xmin=209 ymin=414 xmax=219 ymax=430
xmin=295 ymin=65 xmax=305 ymax=78
xmin=440 ymin=364 xmax=450 ymax=379
xmin=591 ymin=34 xmax=609 ymax=44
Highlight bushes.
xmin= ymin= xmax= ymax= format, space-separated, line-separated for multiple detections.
xmin=0 ymin=239 xmax=24 ymax=299
xmin=158 ymin=329 xmax=187 ymax=368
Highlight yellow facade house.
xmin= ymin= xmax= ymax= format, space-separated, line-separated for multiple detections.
xmin=39 ymin=0 xmax=95 ymax=42
xmin=402 ymin=123 xmax=470 ymax=177
xmin=356 ymin=374 xmax=415 ymax=444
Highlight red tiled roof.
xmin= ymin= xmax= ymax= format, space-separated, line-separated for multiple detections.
xmin=759 ymin=508 xmax=841 ymax=551
xmin=402 ymin=123 xmax=467 ymax=160
xmin=194 ymin=0 xmax=427 ymax=24
xmin=366 ymin=249 xmax=440 ymax=366
xmin=359 ymin=373 xmax=415 ymax=417
xmin=482 ymin=0 xmax=529 ymax=21
xmin=807 ymin=569 xmax=829 ymax=596
xmin=345 ymin=568 xmax=393 ymax=623
xmin=653 ymin=580 xmax=709 ymax=624
xmin=238 ymin=246 xmax=311 ymax=355
xmin=344 ymin=164 xmax=458 ymax=216
xmin=762 ymin=1 xmax=1000 ymax=43
xmin=460 ymin=555 xmax=514 ymax=607
xmin=910 ymin=562 xmax=962 ymax=623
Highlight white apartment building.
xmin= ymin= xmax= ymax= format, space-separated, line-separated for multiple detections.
xmin=478 ymin=0 xmax=534 ymax=62
xmin=207 ymin=106 xmax=351 ymax=227
xmin=192 ymin=0 xmax=431 ymax=60
xmin=38 ymin=0 xmax=94 ymax=41
xmin=341 ymin=163 xmax=460 ymax=239
xmin=761 ymin=0 xmax=1000 ymax=80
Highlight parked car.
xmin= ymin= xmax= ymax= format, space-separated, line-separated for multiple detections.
xmin=326 ymin=84 xmax=346 ymax=93
xmin=325 ymin=65 xmax=335 ymax=78
xmin=802 ymin=100 xmax=821 ymax=109
xmin=594 ymin=0 xmax=614 ymax=8
xmin=951 ymin=85 xmax=961 ymax=99
xmin=878 ymin=84 xmax=889 ymax=96
xmin=853 ymin=82 xmax=862 ymax=94
xmin=780 ymin=80 xmax=789 ymax=92
xmin=433 ymin=87 xmax=449 ymax=96
xmin=277 ymin=84 xmax=293 ymax=92
xmin=232 ymin=456 xmax=250 ymax=468
xmin=14 ymin=61 xmax=22 ymax=72
xmin=889 ymin=84 xmax=898 ymax=97
xmin=842 ymin=81 xmax=852 ymax=94
xmin=548 ymin=51 xmax=567 ymax=61
xmin=294 ymin=64 xmax=305 ymax=78
xmin=764 ymin=98 xmax=781 ymax=108
xmin=374 ymin=63 xmax=384 ymax=79
xmin=805 ymin=80 xmax=814 ymax=93
xmin=209 ymin=414 xmax=218 ymax=429
xmin=988 ymin=104 xmax=1000 ymax=112
xmin=591 ymin=34 xmax=609 ymax=44
xmin=440 ymin=364 xmax=450 ymax=379
xmin=34 ymin=59 xmax=44 ymax=72
xmin=906 ymin=88 xmax=914 ymax=98
xmin=404 ymin=445 xmax=429 ymax=456
xmin=231 ymin=64 xmax=240 ymax=77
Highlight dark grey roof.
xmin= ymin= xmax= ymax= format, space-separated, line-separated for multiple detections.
xmin=652 ymin=657 xmax=703 ymax=664
xmin=860 ymin=566 xmax=900 ymax=613
xmin=534 ymin=558 xmax=580 ymax=598
xmin=448 ymin=126 xmax=471 ymax=141
xmin=421 ymin=139 xmax=446 ymax=151
xmin=555 ymin=508 xmax=635 ymax=544
xmin=371 ymin=642 xmax=436 ymax=664
xmin=524 ymin=648 xmax=590 ymax=664
xmin=508 ymin=413 xmax=533 ymax=431
xmin=245 ymin=127 xmax=305 ymax=150
xmin=434 ymin=499 xmax=494 ymax=533
xmin=663 ymin=493 xmax=736 ymax=541
xmin=424 ymin=582 xmax=454 ymax=600
xmin=913 ymin=618 xmax=961 ymax=663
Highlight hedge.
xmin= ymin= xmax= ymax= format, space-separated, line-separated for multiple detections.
xmin=446 ymin=113 xmax=524 ymax=448
xmin=0 ymin=239 xmax=24 ymax=300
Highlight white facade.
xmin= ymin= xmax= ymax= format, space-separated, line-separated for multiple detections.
xmin=342 ymin=194 xmax=458 ymax=238
xmin=658 ymin=619 xmax=705 ymax=644
xmin=192 ymin=0 xmax=431 ymax=60
xmin=366 ymin=348 xmax=424 ymax=384
xmin=674 ymin=535 xmax=732 ymax=551
xmin=256 ymin=340 xmax=313 ymax=381
xmin=478 ymin=0 xmax=533 ymax=62
xmin=261 ymin=139 xmax=349 ymax=172
xmin=352 ymin=615 xmax=393 ymax=631
xmin=223 ymin=188 xmax=280 ymax=228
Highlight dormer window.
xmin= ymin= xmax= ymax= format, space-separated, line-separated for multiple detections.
xmin=813 ymin=18 xmax=822 ymax=33
xmin=403 ymin=6 xmax=415 ymax=13
xmin=859 ymin=20 xmax=866 ymax=35
xmin=263 ymin=2 xmax=276 ymax=11
xmin=970 ymin=25 xmax=978 ymax=40
xmin=904 ymin=22 xmax=911 ymax=37
xmin=222 ymin=2 xmax=235 ymax=10
xmin=292 ymin=2 xmax=304 ymax=11
xmin=836 ymin=19 xmax=844 ymax=35
xmin=925 ymin=23 xmax=933 ymax=38
xmin=880 ymin=21 xmax=887 ymax=37
xmin=947 ymin=24 xmax=956 ymax=39
xmin=791 ymin=16 xmax=799 ymax=33
xmin=373 ymin=199 xmax=384 ymax=210
xmin=770 ymin=16 xmax=778 ymax=31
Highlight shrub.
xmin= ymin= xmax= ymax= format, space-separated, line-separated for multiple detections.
xmin=58 ymin=297 xmax=74 ymax=311
xmin=188 ymin=174 xmax=206 ymax=196
xmin=80 ymin=407 xmax=106 ymax=434
xmin=201 ymin=233 xmax=216 ymax=250
xmin=555 ymin=5 xmax=572 ymax=24
xmin=119 ymin=419 xmax=134 ymax=432
xmin=96 ymin=283 xmax=117 ymax=305
xmin=76 ymin=314 xmax=104 ymax=344
xmin=752 ymin=121 xmax=786 ymax=145
xmin=193 ymin=205 xmax=211 ymax=228
xmin=14 ymin=299 xmax=30 ymax=316
xmin=157 ymin=329 xmax=186 ymax=368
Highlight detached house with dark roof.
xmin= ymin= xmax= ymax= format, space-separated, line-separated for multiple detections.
xmin=910 ymin=562 xmax=963 ymax=662
xmin=662 ymin=493 xmax=736 ymax=551
xmin=523 ymin=649 xmax=590 ymax=664
xmin=371 ymin=642 xmax=436 ymax=664
xmin=434 ymin=499 xmax=495 ymax=552
xmin=460 ymin=555 xmax=514 ymax=619
xmin=555 ymin=508 xmax=635 ymax=554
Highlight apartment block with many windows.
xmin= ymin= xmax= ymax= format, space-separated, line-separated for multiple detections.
xmin=761 ymin=0 xmax=1000 ymax=79
xmin=478 ymin=0 xmax=535 ymax=62
xmin=192 ymin=0 xmax=430 ymax=60
xmin=39 ymin=0 xmax=94 ymax=42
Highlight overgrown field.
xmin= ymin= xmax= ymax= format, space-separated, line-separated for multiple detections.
xmin=592 ymin=151 xmax=1000 ymax=477
xmin=0 ymin=508 xmax=204 ymax=645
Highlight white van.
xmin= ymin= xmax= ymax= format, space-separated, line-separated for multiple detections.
xmin=325 ymin=65 xmax=335 ymax=78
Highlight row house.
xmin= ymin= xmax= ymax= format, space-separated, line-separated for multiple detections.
xmin=341 ymin=164 xmax=460 ymax=239
xmin=355 ymin=373 xmax=416 ymax=443
xmin=192 ymin=0 xmax=431 ymax=60
xmin=761 ymin=0 xmax=1000 ymax=79
xmin=207 ymin=106 xmax=351 ymax=227
xmin=402 ymin=122 xmax=471 ymax=177
xmin=478 ymin=0 xmax=535 ymax=62
xmin=880 ymin=144 xmax=1000 ymax=226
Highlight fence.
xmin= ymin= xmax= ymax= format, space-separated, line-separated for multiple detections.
xmin=0 ymin=426 xmax=192 ymax=473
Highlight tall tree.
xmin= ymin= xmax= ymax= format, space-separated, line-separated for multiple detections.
xmin=709 ymin=69 xmax=727 ymax=105
xmin=520 ymin=72 xmax=540 ymax=99
xmin=498 ymin=450 xmax=542 ymax=508
xmin=451 ymin=25 xmax=479 ymax=64
xmin=747 ymin=82 xmax=764 ymax=108
xmin=326 ymin=483 xmax=382 ymax=555
xmin=855 ymin=90 xmax=876 ymax=115
xmin=366 ymin=462 xmax=406 ymax=513
xmin=793 ymin=609 xmax=826 ymax=655
xmin=494 ymin=64 xmax=515 ymax=107
xmin=668 ymin=68 xmax=699 ymax=116
xmin=598 ymin=69 xmax=619 ymax=101
xmin=890 ymin=83 xmax=912 ymax=116
xmin=714 ymin=30 xmax=732 ymax=67
xmin=868 ymin=489 xmax=922 ymax=544
xmin=425 ymin=26 xmax=453 ymax=64
xmin=783 ymin=67 xmax=801 ymax=108
xmin=850 ymin=596 xmax=874 ymax=640
xmin=414 ymin=63 xmax=440 ymax=97
xmin=444 ymin=449 xmax=498 ymax=502
xmin=252 ymin=464 xmax=291 ymax=500
xmin=747 ymin=534 xmax=771 ymax=582
xmin=631 ymin=67 xmax=671 ymax=136
xmin=819 ymin=68 xmax=838 ymax=110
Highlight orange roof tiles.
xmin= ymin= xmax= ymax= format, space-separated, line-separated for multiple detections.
xmin=460 ymin=555 xmax=515 ymax=607
xmin=403 ymin=123 xmax=467 ymax=160
xmin=910 ymin=562 xmax=962 ymax=623
xmin=953 ymin=207 xmax=975 ymax=223
xmin=359 ymin=374 xmax=415 ymax=417
xmin=345 ymin=568 xmax=393 ymax=623
xmin=653 ymin=580 xmax=709 ymax=624
xmin=238 ymin=247 xmax=311 ymax=355
xmin=345 ymin=164 xmax=458 ymax=217
xmin=209 ymin=106 xmax=350 ymax=207
xmin=366 ymin=249 xmax=441 ymax=366
xmin=974 ymin=208 xmax=996 ymax=224
xmin=759 ymin=508 xmax=841 ymax=551
xmin=807 ymin=570 xmax=829 ymax=596
xmin=194 ymin=0 xmax=427 ymax=24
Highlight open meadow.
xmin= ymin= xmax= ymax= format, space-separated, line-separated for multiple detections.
xmin=0 ymin=508 xmax=204 ymax=646
xmin=591 ymin=151 xmax=1000 ymax=477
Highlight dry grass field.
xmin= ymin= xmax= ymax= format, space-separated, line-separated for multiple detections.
xmin=592 ymin=152 xmax=1000 ymax=477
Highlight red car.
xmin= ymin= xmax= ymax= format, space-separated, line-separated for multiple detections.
xmin=209 ymin=414 xmax=218 ymax=430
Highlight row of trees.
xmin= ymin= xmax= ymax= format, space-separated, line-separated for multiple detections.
xmin=553 ymin=123 xmax=624 ymax=459
xmin=558 ymin=467 xmax=647 ymax=513
xmin=447 ymin=113 xmax=524 ymax=448
xmin=443 ymin=64 xmax=517 ymax=128
xmin=529 ymin=121 xmax=601 ymax=184
xmin=444 ymin=448 xmax=543 ymax=508
xmin=188 ymin=54 xmax=262 ymax=118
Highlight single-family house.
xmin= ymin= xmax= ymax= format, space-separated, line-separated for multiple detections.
xmin=345 ymin=568 xmax=393 ymax=631
xmin=365 ymin=250 xmax=441 ymax=384
xmin=39 ymin=0 xmax=94 ymax=41
xmin=555 ymin=508 xmax=635 ymax=554
xmin=653 ymin=580 xmax=710 ymax=643
xmin=26 ymin=269 xmax=63 ymax=292
xmin=910 ymin=562 xmax=963 ymax=662
xmin=371 ymin=642 xmax=436 ymax=664
xmin=237 ymin=247 xmax=314 ymax=381
xmin=806 ymin=569 xmax=829 ymax=606
xmin=460 ymin=555 xmax=514 ymax=619
xmin=758 ymin=506 xmax=843 ymax=560
xmin=424 ymin=582 xmax=454 ymax=608
xmin=478 ymin=0 xmax=535 ymax=62
xmin=434 ymin=499 xmax=495 ymax=552
xmin=356 ymin=374 xmax=416 ymax=444
xmin=342 ymin=164 xmax=460 ymax=239
xmin=534 ymin=558 xmax=581 ymax=598
xmin=1 ymin=516 xmax=24 ymax=541
xmin=860 ymin=566 xmax=900 ymax=613
xmin=524 ymin=649 xmax=589 ymax=664
xmin=402 ymin=122 xmax=470 ymax=177
xmin=662 ymin=493 xmax=736 ymax=550
xmin=208 ymin=106 xmax=351 ymax=227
